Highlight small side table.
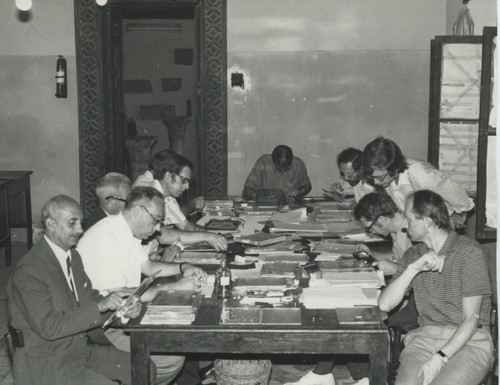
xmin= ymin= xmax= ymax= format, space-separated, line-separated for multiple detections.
xmin=0 ymin=171 xmax=33 ymax=266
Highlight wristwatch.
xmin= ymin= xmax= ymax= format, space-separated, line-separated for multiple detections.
xmin=436 ymin=350 xmax=449 ymax=364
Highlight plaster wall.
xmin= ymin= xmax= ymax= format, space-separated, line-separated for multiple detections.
xmin=227 ymin=0 xmax=445 ymax=196
xmin=0 ymin=1 xmax=78 ymax=222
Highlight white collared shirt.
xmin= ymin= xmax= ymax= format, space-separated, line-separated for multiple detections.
xmin=44 ymin=235 xmax=79 ymax=301
xmin=77 ymin=213 xmax=148 ymax=295
xmin=133 ymin=169 xmax=187 ymax=225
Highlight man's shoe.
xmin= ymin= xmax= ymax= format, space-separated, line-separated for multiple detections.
xmin=283 ymin=371 xmax=335 ymax=385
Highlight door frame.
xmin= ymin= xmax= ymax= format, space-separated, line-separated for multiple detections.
xmin=74 ymin=0 xmax=227 ymax=214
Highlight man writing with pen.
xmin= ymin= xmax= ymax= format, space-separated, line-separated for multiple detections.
xmin=242 ymin=144 xmax=312 ymax=203
xmin=77 ymin=186 xmax=208 ymax=385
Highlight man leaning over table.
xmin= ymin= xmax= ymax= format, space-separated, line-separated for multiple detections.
xmin=77 ymin=186 xmax=208 ymax=385
xmin=378 ymin=190 xmax=493 ymax=385
xmin=323 ymin=147 xmax=374 ymax=203
xmin=362 ymin=136 xmax=474 ymax=231
xmin=133 ymin=149 xmax=227 ymax=252
xmin=8 ymin=195 xmax=142 ymax=385
xmin=284 ymin=193 xmax=414 ymax=385
xmin=242 ymin=144 xmax=312 ymax=201
xmin=353 ymin=192 xmax=413 ymax=276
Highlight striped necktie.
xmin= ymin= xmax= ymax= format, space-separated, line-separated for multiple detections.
xmin=66 ymin=255 xmax=77 ymax=299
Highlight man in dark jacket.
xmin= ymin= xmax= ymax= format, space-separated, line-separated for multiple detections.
xmin=7 ymin=194 xmax=142 ymax=385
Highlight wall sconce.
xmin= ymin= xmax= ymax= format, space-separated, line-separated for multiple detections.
xmin=55 ymin=55 xmax=67 ymax=98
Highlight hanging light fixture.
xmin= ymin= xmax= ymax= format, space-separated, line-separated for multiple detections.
xmin=15 ymin=0 xmax=32 ymax=11
xmin=453 ymin=0 xmax=474 ymax=36
xmin=96 ymin=0 xmax=108 ymax=6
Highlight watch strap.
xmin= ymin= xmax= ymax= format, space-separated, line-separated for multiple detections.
xmin=436 ymin=350 xmax=449 ymax=363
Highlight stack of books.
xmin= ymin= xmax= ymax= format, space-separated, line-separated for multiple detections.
xmin=202 ymin=200 xmax=234 ymax=216
xmin=141 ymin=290 xmax=203 ymax=325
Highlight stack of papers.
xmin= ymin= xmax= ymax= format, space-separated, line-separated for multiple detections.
xmin=260 ymin=262 xmax=299 ymax=278
xmin=269 ymin=221 xmax=328 ymax=233
xmin=234 ymin=232 xmax=287 ymax=247
xmin=315 ymin=271 xmax=383 ymax=287
xmin=202 ymin=200 xmax=234 ymax=216
xmin=300 ymin=286 xmax=379 ymax=309
xmin=141 ymin=290 xmax=203 ymax=325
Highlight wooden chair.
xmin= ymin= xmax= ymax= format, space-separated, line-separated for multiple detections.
xmin=385 ymin=291 xmax=418 ymax=385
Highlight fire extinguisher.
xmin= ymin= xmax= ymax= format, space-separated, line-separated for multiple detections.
xmin=55 ymin=55 xmax=67 ymax=98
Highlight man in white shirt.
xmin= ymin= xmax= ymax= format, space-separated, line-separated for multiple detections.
xmin=362 ymin=137 xmax=474 ymax=230
xmin=134 ymin=150 xmax=227 ymax=251
xmin=84 ymin=172 xmax=131 ymax=230
xmin=78 ymin=186 xmax=207 ymax=385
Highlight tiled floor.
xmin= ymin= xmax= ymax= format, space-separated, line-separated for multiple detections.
xmin=0 ymin=242 xmax=361 ymax=385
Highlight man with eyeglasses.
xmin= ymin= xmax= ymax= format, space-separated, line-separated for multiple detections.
xmin=77 ymin=186 xmax=208 ymax=385
xmin=84 ymin=172 xmax=131 ymax=230
xmin=354 ymin=192 xmax=413 ymax=275
xmin=285 ymin=192 xmax=414 ymax=385
xmin=133 ymin=150 xmax=228 ymax=251
xmin=323 ymin=147 xmax=374 ymax=202
xmin=242 ymin=144 xmax=311 ymax=202
xmin=362 ymin=137 xmax=474 ymax=231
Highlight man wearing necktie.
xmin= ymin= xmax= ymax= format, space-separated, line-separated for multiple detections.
xmin=7 ymin=195 xmax=143 ymax=385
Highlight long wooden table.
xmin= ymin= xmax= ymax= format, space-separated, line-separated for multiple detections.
xmin=125 ymin=299 xmax=388 ymax=385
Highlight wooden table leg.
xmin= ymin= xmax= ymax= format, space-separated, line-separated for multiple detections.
xmin=130 ymin=332 xmax=151 ymax=385
xmin=369 ymin=334 xmax=388 ymax=385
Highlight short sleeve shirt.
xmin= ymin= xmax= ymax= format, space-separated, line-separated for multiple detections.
xmin=133 ymin=170 xmax=187 ymax=225
xmin=77 ymin=214 xmax=148 ymax=294
xmin=394 ymin=232 xmax=491 ymax=328
xmin=243 ymin=154 xmax=311 ymax=197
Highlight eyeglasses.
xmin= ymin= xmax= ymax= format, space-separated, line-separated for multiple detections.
xmin=371 ymin=170 xmax=391 ymax=182
xmin=174 ymin=173 xmax=191 ymax=185
xmin=365 ymin=216 xmax=380 ymax=233
xmin=339 ymin=170 xmax=358 ymax=179
xmin=105 ymin=196 xmax=126 ymax=203
xmin=138 ymin=205 xmax=163 ymax=225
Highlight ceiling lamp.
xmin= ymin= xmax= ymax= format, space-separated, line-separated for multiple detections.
xmin=96 ymin=0 xmax=108 ymax=6
xmin=15 ymin=0 xmax=32 ymax=11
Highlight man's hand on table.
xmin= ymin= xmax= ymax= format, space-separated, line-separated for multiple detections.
xmin=201 ymin=232 xmax=228 ymax=251
xmin=160 ymin=277 xmax=203 ymax=291
xmin=97 ymin=292 xmax=142 ymax=319
xmin=181 ymin=263 xmax=208 ymax=285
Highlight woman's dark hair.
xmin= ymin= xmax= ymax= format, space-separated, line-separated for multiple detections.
xmin=362 ymin=136 xmax=408 ymax=176
xmin=149 ymin=150 xmax=194 ymax=181
xmin=410 ymin=190 xmax=451 ymax=230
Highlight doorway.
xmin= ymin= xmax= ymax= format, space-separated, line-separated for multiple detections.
xmin=75 ymin=0 xmax=228 ymax=214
